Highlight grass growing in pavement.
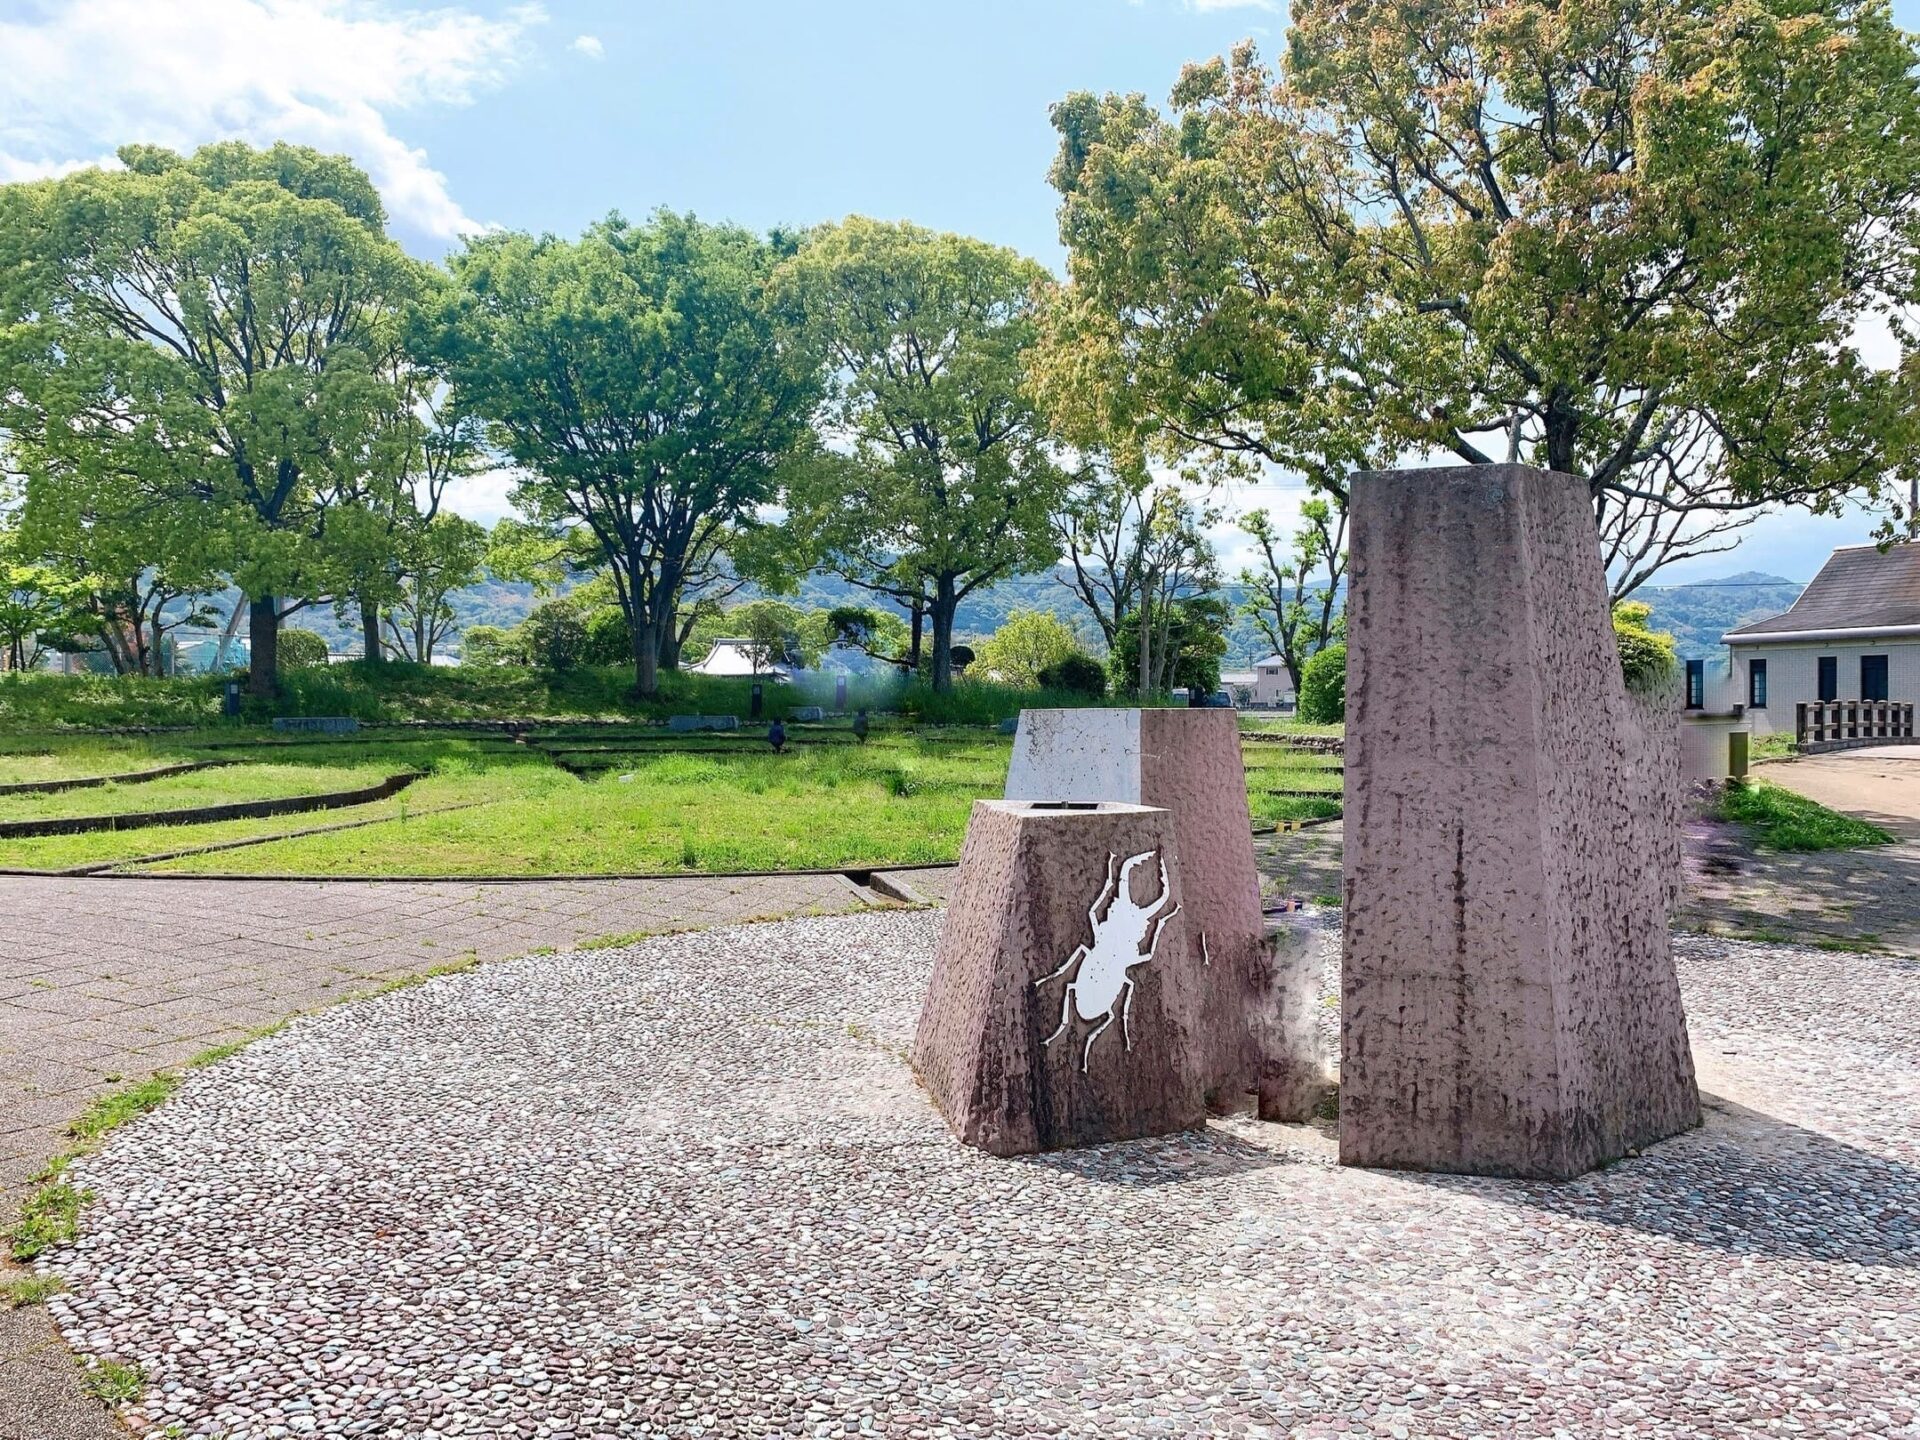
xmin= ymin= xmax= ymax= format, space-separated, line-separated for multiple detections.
xmin=81 ymin=1359 xmax=145 ymax=1405
xmin=0 ymin=1273 xmax=64 ymax=1308
xmin=1715 ymin=780 xmax=1896 ymax=852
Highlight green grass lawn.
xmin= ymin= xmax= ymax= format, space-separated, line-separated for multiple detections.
xmin=1714 ymin=779 xmax=1896 ymax=852
xmin=0 ymin=760 xmax=396 ymax=822
xmin=0 ymin=717 xmax=1345 ymax=876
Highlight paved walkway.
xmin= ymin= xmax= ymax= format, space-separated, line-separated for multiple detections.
xmin=0 ymin=869 xmax=936 ymax=1440
xmin=1761 ymin=745 xmax=1920 ymax=839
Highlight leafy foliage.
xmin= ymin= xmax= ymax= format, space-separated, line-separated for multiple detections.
xmin=774 ymin=218 xmax=1068 ymax=690
xmin=1110 ymin=596 xmax=1230 ymax=697
xmin=519 ymin=600 xmax=589 ymax=674
xmin=275 ymin=629 xmax=331 ymax=671
xmin=0 ymin=142 xmax=429 ymax=693
xmin=1297 ymin=642 xmax=1347 ymax=725
xmin=1037 ymin=652 xmax=1108 ymax=698
xmin=1611 ymin=601 xmax=1679 ymax=694
xmin=432 ymin=211 xmax=821 ymax=696
xmin=1040 ymin=2 xmax=1920 ymax=592
xmin=976 ymin=610 xmax=1082 ymax=687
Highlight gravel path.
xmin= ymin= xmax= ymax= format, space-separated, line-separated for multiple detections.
xmin=40 ymin=911 xmax=1920 ymax=1439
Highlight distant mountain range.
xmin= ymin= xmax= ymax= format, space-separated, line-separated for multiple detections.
xmin=197 ymin=565 xmax=1804 ymax=668
xmin=1634 ymin=570 xmax=1804 ymax=659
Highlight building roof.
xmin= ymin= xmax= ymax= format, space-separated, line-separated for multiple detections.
xmin=1723 ymin=544 xmax=1920 ymax=643
xmin=686 ymin=639 xmax=790 ymax=678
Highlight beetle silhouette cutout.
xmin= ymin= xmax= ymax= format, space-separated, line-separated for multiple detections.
xmin=1035 ymin=849 xmax=1183 ymax=1072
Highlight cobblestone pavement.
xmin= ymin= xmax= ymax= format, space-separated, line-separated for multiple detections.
xmin=0 ymin=872 xmax=889 ymax=1440
xmin=41 ymin=910 xmax=1919 ymax=1439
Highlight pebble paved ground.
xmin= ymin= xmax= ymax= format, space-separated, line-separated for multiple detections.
xmin=0 ymin=871 xmax=908 ymax=1440
xmin=40 ymin=909 xmax=1919 ymax=1439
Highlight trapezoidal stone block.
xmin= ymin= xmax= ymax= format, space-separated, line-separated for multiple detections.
xmin=1341 ymin=463 xmax=1700 ymax=1180
xmin=913 ymin=799 xmax=1205 ymax=1156
xmin=1004 ymin=708 xmax=1268 ymax=1104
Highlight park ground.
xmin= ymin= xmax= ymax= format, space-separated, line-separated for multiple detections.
xmin=0 ymin=726 xmax=1912 ymax=1437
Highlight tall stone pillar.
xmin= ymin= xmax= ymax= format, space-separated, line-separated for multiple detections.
xmin=1341 ymin=464 xmax=1700 ymax=1179
xmin=913 ymin=800 xmax=1205 ymax=1156
xmin=1004 ymin=708 xmax=1278 ymax=1109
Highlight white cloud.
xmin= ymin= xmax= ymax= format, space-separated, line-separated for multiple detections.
xmin=1186 ymin=0 xmax=1281 ymax=11
xmin=0 ymin=0 xmax=546 ymax=241
xmin=570 ymin=34 xmax=604 ymax=59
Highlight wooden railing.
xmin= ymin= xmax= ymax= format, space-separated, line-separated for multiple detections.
xmin=1796 ymin=700 xmax=1915 ymax=746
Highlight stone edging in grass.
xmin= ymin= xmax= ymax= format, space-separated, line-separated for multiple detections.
xmin=0 ymin=759 xmax=234 ymax=797
xmin=0 ymin=772 xmax=424 ymax=840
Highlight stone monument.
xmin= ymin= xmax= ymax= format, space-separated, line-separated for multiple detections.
xmin=1004 ymin=708 xmax=1291 ymax=1111
xmin=912 ymin=800 xmax=1206 ymax=1156
xmin=1341 ymin=463 xmax=1700 ymax=1179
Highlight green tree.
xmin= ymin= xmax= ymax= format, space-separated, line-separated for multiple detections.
xmin=432 ymin=211 xmax=822 ymax=697
xmin=1041 ymin=3 xmax=1920 ymax=595
xmin=383 ymin=513 xmax=487 ymax=664
xmin=1240 ymin=499 xmax=1345 ymax=694
xmin=775 ymin=218 xmax=1069 ymax=691
xmin=8 ymin=449 xmax=223 ymax=676
xmin=0 ymin=142 xmax=427 ymax=694
xmin=1297 ymin=642 xmax=1347 ymax=725
xmin=1111 ymin=595 xmax=1230 ymax=698
xmin=459 ymin=624 xmax=521 ymax=666
xmin=0 ymin=521 xmax=79 ymax=671
xmin=518 ymin=599 xmax=588 ymax=673
xmin=977 ymin=609 xmax=1082 ymax=687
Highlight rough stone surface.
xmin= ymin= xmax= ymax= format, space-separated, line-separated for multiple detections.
xmin=1006 ymin=708 xmax=1271 ymax=1103
xmin=39 ymin=911 xmax=1920 ymax=1439
xmin=913 ymin=800 xmax=1204 ymax=1155
xmin=1343 ymin=464 xmax=1700 ymax=1178
xmin=1255 ymin=912 xmax=1326 ymax=1121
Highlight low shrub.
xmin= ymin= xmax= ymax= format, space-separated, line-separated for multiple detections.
xmin=1297 ymin=644 xmax=1346 ymax=725
xmin=275 ymin=629 xmax=331 ymax=671
xmin=1037 ymin=653 xmax=1108 ymax=698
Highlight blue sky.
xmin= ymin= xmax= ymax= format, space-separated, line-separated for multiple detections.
xmin=2 ymin=0 xmax=1913 ymax=589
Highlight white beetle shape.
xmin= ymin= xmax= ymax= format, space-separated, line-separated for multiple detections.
xmin=1034 ymin=849 xmax=1183 ymax=1072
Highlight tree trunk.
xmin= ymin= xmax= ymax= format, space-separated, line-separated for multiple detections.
xmin=908 ymin=600 xmax=926 ymax=673
xmin=247 ymin=596 xmax=280 ymax=698
xmin=658 ymin=623 xmax=682 ymax=672
xmin=929 ymin=576 xmax=958 ymax=692
xmin=632 ymin=615 xmax=661 ymax=698
xmin=1138 ymin=601 xmax=1153 ymax=699
xmin=361 ymin=599 xmax=383 ymax=663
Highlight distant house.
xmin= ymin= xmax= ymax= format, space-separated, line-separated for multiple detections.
xmin=1247 ymin=655 xmax=1298 ymax=710
xmin=1717 ymin=543 xmax=1920 ymax=736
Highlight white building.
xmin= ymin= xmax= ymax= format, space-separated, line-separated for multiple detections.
xmin=1716 ymin=543 xmax=1920 ymax=737
xmin=686 ymin=638 xmax=793 ymax=680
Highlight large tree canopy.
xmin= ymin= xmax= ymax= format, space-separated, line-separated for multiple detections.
xmin=1039 ymin=0 xmax=1920 ymax=595
xmin=0 ymin=141 xmax=426 ymax=692
xmin=434 ymin=211 xmax=821 ymax=696
xmin=775 ymin=217 xmax=1067 ymax=691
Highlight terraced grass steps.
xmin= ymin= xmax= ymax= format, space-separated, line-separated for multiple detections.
xmin=0 ymin=772 xmax=424 ymax=839
xmin=0 ymin=759 xmax=232 ymax=797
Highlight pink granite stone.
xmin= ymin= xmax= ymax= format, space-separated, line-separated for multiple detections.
xmin=913 ymin=800 xmax=1207 ymax=1156
xmin=1004 ymin=708 xmax=1273 ymax=1106
xmin=1341 ymin=463 xmax=1700 ymax=1179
